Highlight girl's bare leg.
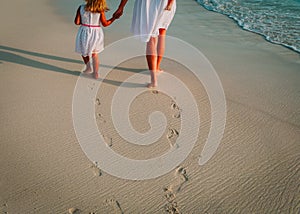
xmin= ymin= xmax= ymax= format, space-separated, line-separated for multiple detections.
xmin=92 ymin=53 xmax=99 ymax=79
xmin=146 ymin=37 xmax=158 ymax=87
xmin=82 ymin=55 xmax=92 ymax=73
xmin=157 ymin=28 xmax=167 ymax=73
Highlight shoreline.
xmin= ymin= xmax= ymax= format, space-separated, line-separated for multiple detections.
xmin=204 ymin=9 xmax=300 ymax=54
xmin=0 ymin=0 xmax=299 ymax=213
xmin=194 ymin=1 xmax=300 ymax=55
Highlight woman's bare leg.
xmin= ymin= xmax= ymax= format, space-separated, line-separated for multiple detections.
xmin=157 ymin=28 xmax=167 ymax=73
xmin=146 ymin=37 xmax=158 ymax=87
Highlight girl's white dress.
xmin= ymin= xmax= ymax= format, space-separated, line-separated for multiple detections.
xmin=75 ymin=5 xmax=104 ymax=56
xmin=131 ymin=0 xmax=176 ymax=42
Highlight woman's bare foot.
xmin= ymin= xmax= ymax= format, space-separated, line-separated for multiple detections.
xmin=147 ymin=82 xmax=157 ymax=88
xmin=93 ymin=71 xmax=99 ymax=79
xmin=156 ymin=68 xmax=164 ymax=73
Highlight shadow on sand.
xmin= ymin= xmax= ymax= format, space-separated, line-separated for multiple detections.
xmin=0 ymin=45 xmax=148 ymax=88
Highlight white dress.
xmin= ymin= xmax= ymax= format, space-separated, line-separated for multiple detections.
xmin=75 ymin=4 xmax=104 ymax=56
xmin=131 ymin=0 xmax=176 ymax=42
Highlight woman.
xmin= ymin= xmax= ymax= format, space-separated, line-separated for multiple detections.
xmin=114 ymin=0 xmax=176 ymax=88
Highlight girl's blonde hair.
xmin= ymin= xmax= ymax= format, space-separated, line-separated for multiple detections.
xmin=85 ymin=0 xmax=109 ymax=13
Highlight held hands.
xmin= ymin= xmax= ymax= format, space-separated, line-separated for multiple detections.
xmin=113 ymin=0 xmax=128 ymax=18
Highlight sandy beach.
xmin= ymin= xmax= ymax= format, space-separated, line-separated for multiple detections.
xmin=1 ymin=0 xmax=299 ymax=213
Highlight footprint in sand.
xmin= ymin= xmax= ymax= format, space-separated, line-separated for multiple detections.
xmin=68 ymin=208 xmax=81 ymax=214
xmin=172 ymin=111 xmax=181 ymax=119
xmin=95 ymin=98 xmax=101 ymax=106
xmin=105 ymin=199 xmax=123 ymax=214
xmin=164 ymin=166 xmax=188 ymax=195
xmin=103 ymin=135 xmax=113 ymax=147
xmin=165 ymin=201 xmax=181 ymax=214
xmin=1 ymin=203 xmax=8 ymax=214
xmin=171 ymin=102 xmax=181 ymax=119
xmin=171 ymin=166 xmax=188 ymax=193
xmin=88 ymin=82 xmax=96 ymax=90
xmin=151 ymin=90 xmax=159 ymax=94
xmin=171 ymin=102 xmax=180 ymax=111
xmin=96 ymin=113 xmax=106 ymax=123
xmin=167 ymin=128 xmax=179 ymax=147
xmin=163 ymin=187 xmax=176 ymax=203
xmin=163 ymin=167 xmax=188 ymax=213
xmin=163 ymin=188 xmax=181 ymax=214
xmin=91 ymin=161 xmax=102 ymax=177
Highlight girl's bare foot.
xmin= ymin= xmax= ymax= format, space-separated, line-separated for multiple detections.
xmin=147 ymin=82 xmax=157 ymax=88
xmin=83 ymin=67 xmax=92 ymax=73
xmin=82 ymin=64 xmax=92 ymax=74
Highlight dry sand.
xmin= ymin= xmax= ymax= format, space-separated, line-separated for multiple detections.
xmin=0 ymin=0 xmax=299 ymax=213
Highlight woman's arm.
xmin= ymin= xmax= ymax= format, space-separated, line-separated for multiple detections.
xmin=113 ymin=0 xmax=129 ymax=19
xmin=74 ymin=6 xmax=81 ymax=25
xmin=100 ymin=12 xmax=116 ymax=27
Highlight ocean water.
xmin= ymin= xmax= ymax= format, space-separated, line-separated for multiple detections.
xmin=196 ymin=0 xmax=300 ymax=53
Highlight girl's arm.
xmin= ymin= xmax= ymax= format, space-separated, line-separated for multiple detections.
xmin=100 ymin=12 xmax=116 ymax=27
xmin=74 ymin=6 xmax=81 ymax=25
xmin=165 ymin=0 xmax=175 ymax=11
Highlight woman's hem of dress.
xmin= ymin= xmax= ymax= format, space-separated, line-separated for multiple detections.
xmin=130 ymin=28 xmax=168 ymax=43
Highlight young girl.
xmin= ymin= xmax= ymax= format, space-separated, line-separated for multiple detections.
xmin=75 ymin=0 xmax=115 ymax=79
